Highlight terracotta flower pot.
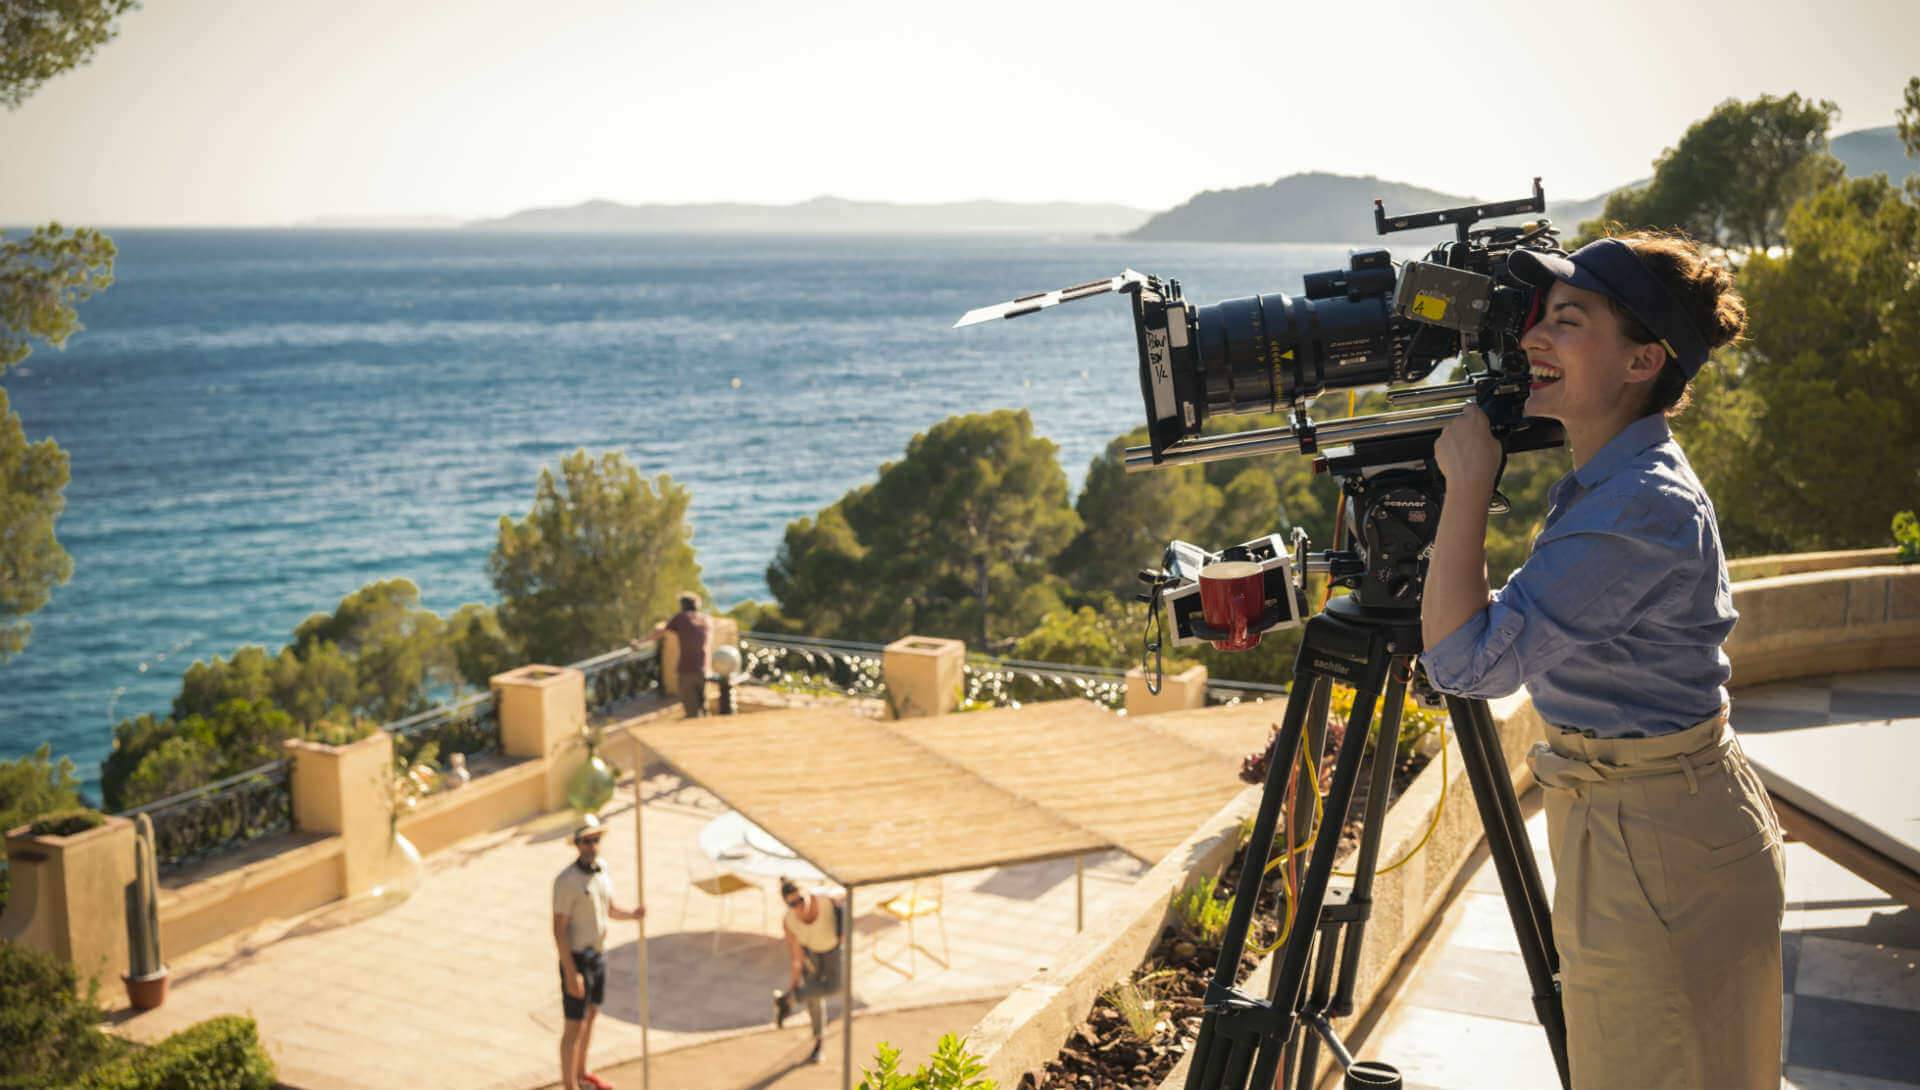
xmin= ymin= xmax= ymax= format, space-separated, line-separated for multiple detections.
xmin=124 ymin=966 xmax=170 ymax=1010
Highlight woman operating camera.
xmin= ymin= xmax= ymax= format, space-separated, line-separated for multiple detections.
xmin=1422 ymin=230 xmax=1783 ymax=1090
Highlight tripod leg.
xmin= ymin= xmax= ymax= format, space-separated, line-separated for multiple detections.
xmin=1331 ymin=669 xmax=1409 ymax=1018
xmin=1248 ymin=680 xmax=1383 ymax=1090
xmin=1443 ymin=695 xmax=1570 ymax=1090
xmin=1293 ymin=923 xmax=1341 ymax=1090
xmin=1186 ymin=673 xmax=1326 ymax=1090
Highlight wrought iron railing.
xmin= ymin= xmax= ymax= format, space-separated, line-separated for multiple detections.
xmin=961 ymin=656 xmax=1129 ymax=711
xmin=575 ymin=643 xmax=663 ymax=717
xmin=736 ymin=633 xmax=1161 ymax=712
xmin=738 ymin=633 xmax=886 ymax=700
xmin=121 ymin=759 xmax=295 ymax=873
xmin=1204 ymin=678 xmax=1291 ymax=708
xmin=388 ymin=691 xmax=501 ymax=769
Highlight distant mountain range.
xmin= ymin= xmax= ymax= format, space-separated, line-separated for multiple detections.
xmin=466 ymin=195 xmax=1153 ymax=235
xmin=1121 ymin=125 xmax=1911 ymax=244
xmin=1123 ymin=173 xmax=1615 ymax=245
xmin=352 ymin=125 xmax=1909 ymax=241
xmin=1831 ymin=125 xmax=1912 ymax=186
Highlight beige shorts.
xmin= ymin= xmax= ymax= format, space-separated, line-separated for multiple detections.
xmin=1530 ymin=710 xmax=1785 ymax=1090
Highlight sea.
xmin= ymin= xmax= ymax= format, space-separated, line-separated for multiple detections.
xmin=0 ymin=229 xmax=1368 ymax=797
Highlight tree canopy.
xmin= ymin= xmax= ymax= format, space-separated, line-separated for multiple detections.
xmin=769 ymin=410 xmax=1079 ymax=647
xmin=1688 ymin=173 xmax=1920 ymax=549
xmin=488 ymin=449 xmax=704 ymax=667
xmin=2 ymin=1 xmax=133 ymax=660
xmin=0 ymin=0 xmax=139 ymax=108
xmin=99 ymin=579 xmax=451 ymax=810
xmin=1578 ymin=93 xmax=1844 ymax=253
xmin=0 ymin=391 xmax=71 ymax=659
xmin=0 ymin=218 xmax=116 ymax=665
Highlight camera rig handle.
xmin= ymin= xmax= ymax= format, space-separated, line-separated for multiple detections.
xmin=1375 ymin=177 xmax=1546 ymax=243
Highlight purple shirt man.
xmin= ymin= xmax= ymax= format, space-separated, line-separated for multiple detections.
xmin=634 ymin=592 xmax=712 ymax=717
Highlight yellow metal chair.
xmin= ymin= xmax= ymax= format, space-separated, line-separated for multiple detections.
xmin=873 ymin=877 xmax=949 ymax=976
xmin=681 ymin=845 xmax=765 ymax=952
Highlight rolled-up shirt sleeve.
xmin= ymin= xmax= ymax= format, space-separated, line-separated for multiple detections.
xmin=1422 ymin=489 xmax=1690 ymax=699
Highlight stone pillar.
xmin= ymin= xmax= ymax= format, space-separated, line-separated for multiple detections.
xmin=0 ymin=816 xmax=137 ymax=988
xmin=661 ymin=616 xmax=741 ymax=703
xmin=1125 ymin=664 xmax=1209 ymax=716
xmin=492 ymin=664 xmax=588 ymax=812
xmin=882 ymin=636 xmax=967 ymax=719
xmin=285 ymin=731 xmax=395 ymax=898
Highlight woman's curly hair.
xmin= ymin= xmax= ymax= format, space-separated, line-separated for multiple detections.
xmin=1603 ymin=229 xmax=1748 ymax=418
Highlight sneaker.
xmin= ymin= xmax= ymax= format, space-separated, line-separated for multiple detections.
xmin=773 ymin=989 xmax=790 ymax=1029
xmin=806 ymin=1040 xmax=822 ymax=1064
xmin=581 ymin=1074 xmax=613 ymax=1090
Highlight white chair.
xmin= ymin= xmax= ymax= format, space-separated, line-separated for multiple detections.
xmin=873 ymin=876 xmax=949 ymax=976
xmin=681 ymin=844 xmax=766 ymax=952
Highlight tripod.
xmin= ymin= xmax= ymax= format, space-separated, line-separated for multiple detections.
xmin=1183 ymin=459 xmax=1571 ymax=1090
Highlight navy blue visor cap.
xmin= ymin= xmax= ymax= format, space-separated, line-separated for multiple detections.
xmin=1508 ymin=238 xmax=1711 ymax=378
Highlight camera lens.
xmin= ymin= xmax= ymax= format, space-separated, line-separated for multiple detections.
xmin=1191 ymin=289 xmax=1402 ymax=418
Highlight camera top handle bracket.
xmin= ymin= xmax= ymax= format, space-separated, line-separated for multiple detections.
xmin=1375 ymin=177 xmax=1546 ymax=243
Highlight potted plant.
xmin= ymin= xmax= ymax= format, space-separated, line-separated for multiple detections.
xmin=124 ymin=812 xmax=169 ymax=1009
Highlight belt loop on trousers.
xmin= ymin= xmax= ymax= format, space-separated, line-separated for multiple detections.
xmin=1675 ymin=755 xmax=1700 ymax=796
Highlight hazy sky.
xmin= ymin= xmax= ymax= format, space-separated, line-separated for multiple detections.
xmin=2 ymin=0 xmax=1915 ymax=226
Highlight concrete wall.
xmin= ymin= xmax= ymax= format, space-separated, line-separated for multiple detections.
xmin=12 ymin=654 xmax=668 ymax=976
xmin=1727 ymin=547 xmax=1896 ymax=582
xmin=1126 ymin=665 xmax=1208 ymax=717
xmin=882 ymin=635 xmax=965 ymax=718
xmin=158 ymin=836 xmax=345 ymax=959
xmin=1725 ymin=564 xmax=1920 ymax=686
xmin=394 ymin=758 xmax=548 ymax=858
xmin=0 ymin=816 xmax=137 ymax=986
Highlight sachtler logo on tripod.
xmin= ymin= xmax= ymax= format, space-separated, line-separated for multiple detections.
xmin=958 ymin=184 xmax=1574 ymax=1090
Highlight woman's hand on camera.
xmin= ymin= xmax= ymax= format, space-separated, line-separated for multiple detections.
xmin=1434 ymin=404 xmax=1501 ymax=492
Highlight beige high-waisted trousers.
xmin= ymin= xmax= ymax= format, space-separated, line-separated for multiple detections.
xmin=1529 ymin=710 xmax=1786 ymax=1090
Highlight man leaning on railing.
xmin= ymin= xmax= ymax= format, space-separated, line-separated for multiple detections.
xmin=632 ymin=592 xmax=714 ymax=718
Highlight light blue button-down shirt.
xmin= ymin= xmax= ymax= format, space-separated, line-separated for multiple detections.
xmin=1422 ymin=414 xmax=1737 ymax=738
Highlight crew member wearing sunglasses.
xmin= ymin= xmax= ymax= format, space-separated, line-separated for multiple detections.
xmin=773 ymin=877 xmax=845 ymax=1064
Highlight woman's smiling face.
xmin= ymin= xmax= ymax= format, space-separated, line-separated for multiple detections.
xmin=1518 ymin=280 xmax=1664 ymax=443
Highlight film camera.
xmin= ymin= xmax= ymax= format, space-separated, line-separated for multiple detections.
xmin=956 ymin=180 xmax=1568 ymax=647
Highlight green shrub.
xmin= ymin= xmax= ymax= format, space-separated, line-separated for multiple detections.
xmin=0 ymin=941 xmax=128 ymax=1090
xmin=1103 ymin=972 xmax=1169 ymax=1042
xmin=73 ymin=1014 xmax=275 ymax=1090
xmin=26 ymin=808 xmax=106 ymax=838
xmin=859 ymin=1032 xmax=996 ymax=1090
xmin=0 ymin=743 xmax=86 ymax=914
xmin=1170 ymin=876 xmax=1232 ymax=946
xmin=1894 ymin=510 xmax=1919 ymax=564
